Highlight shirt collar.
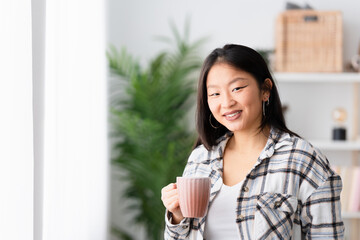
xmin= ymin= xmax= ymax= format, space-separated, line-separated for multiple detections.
xmin=212 ymin=127 xmax=294 ymax=162
xmin=194 ymin=127 xmax=294 ymax=164
xmin=258 ymin=127 xmax=294 ymax=161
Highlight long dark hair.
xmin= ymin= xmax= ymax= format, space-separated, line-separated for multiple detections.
xmin=194 ymin=44 xmax=299 ymax=150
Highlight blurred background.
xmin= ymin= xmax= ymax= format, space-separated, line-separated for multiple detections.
xmin=107 ymin=0 xmax=360 ymax=239
xmin=2 ymin=0 xmax=360 ymax=240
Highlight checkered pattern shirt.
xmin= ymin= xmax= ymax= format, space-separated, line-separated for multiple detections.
xmin=164 ymin=127 xmax=344 ymax=240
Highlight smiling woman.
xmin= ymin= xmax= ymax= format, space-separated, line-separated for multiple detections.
xmin=206 ymin=64 xmax=270 ymax=135
xmin=195 ymin=45 xmax=292 ymax=151
xmin=161 ymin=44 xmax=345 ymax=240
xmin=206 ymin=64 xmax=274 ymax=186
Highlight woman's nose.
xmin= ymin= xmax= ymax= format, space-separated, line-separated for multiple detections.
xmin=222 ymin=93 xmax=235 ymax=108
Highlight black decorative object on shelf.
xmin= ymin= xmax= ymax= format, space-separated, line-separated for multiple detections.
xmin=333 ymin=128 xmax=346 ymax=141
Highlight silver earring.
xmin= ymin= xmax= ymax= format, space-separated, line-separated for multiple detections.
xmin=209 ymin=114 xmax=220 ymax=129
xmin=262 ymin=99 xmax=270 ymax=117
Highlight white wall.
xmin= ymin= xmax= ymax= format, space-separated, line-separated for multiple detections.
xmin=0 ymin=2 xmax=34 ymax=239
xmin=107 ymin=0 xmax=360 ymax=67
xmin=106 ymin=0 xmax=360 ymax=239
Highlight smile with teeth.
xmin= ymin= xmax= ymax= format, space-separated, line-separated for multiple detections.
xmin=224 ymin=111 xmax=242 ymax=118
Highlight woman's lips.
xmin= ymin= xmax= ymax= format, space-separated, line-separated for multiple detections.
xmin=223 ymin=110 xmax=242 ymax=121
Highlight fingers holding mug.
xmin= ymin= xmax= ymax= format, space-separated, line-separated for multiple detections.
xmin=161 ymin=184 xmax=180 ymax=211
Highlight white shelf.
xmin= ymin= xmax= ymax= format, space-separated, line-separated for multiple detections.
xmin=342 ymin=211 xmax=360 ymax=219
xmin=274 ymin=72 xmax=360 ymax=83
xmin=309 ymin=140 xmax=360 ymax=151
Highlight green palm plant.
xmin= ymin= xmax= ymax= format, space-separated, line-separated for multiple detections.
xmin=107 ymin=23 xmax=205 ymax=240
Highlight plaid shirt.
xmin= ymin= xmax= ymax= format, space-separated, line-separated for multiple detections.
xmin=164 ymin=127 xmax=344 ymax=240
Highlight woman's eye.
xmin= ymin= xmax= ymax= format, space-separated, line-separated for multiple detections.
xmin=209 ymin=93 xmax=219 ymax=97
xmin=232 ymin=85 xmax=247 ymax=92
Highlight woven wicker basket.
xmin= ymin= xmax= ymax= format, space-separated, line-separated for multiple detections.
xmin=275 ymin=10 xmax=343 ymax=72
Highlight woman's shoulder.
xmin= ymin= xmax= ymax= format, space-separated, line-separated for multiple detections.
xmin=273 ymin=128 xmax=323 ymax=156
xmin=287 ymin=134 xmax=326 ymax=162
xmin=272 ymin=130 xmax=339 ymax=201
xmin=275 ymin=129 xmax=336 ymax=180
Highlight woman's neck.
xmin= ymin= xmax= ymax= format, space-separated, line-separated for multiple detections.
xmin=228 ymin=126 xmax=271 ymax=154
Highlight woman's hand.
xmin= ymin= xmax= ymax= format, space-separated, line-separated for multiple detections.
xmin=161 ymin=183 xmax=184 ymax=224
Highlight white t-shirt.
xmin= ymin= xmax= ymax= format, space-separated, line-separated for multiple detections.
xmin=203 ymin=181 xmax=243 ymax=240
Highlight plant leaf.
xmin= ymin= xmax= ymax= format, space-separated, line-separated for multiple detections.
xmin=107 ymin=20 xmax=205 ymax=240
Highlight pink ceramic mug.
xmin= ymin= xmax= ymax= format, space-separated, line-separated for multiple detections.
xmin=176 ymin=177 xmax=211 ymax=218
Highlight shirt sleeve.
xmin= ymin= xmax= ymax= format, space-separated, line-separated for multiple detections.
xmin=300 ymin=173 xmax=345 ymax=239
xmin=164 ymin=210 xmax=191 ymax=240
xmin=163 ymin=145 xmax=207 ymax=239
xmin=163 ymin=154 xmax=193 ymax=240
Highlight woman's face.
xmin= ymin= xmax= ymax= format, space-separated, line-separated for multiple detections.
xmin=206 ymin=63 xmax=268 ymax=133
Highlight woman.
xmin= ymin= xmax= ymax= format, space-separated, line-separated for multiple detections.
xmin=161 ymin=44 xmax=344 ymax=240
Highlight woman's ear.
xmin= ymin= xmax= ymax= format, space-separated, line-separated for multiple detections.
xmin=262 ymin=78 xmax=273 ymax=101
